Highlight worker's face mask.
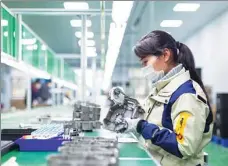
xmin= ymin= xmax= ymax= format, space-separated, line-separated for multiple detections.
xmin=141 ymin=64 xmax=164 ymax=84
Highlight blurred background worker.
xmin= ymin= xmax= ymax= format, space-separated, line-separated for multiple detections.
xmin=24 ymin=79 xmax=42 ymax=107
xmin=39 ymin=80 xmax=52 ymax=105
xmin=108 ymin=30 xmax=213 ymax=166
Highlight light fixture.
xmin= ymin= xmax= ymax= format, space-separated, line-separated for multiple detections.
xmin=1 ymin=19 xmax=8 ymax=26
xmin=26 ymin=44 xmax=38 ymax=51
xmin=102 ymin=1 xmax=133 ymax=91
xmin=173 ymin=3 xmax=200 ymax=12
xmin=87 ymin=51 xmax=97 ymax=57
xmin=41 ymin=45 xmax=47 ymax=51
xmin=160 ymin=20 xmax=183 ymax=27
xmin=33 ymin=44 xmax=38 ymax=50
xmin=102 ymin=21 xmax=126 ymax=91
xmin=75 ymin=31 xmax=94 ymax=38
xmin=86 ymin=47 xmax=96 ymax=52
xmin=22 ymin=38 xmax=37 ymax=45
xmin=70 ymin=19 xmax=92 ymax=27
xmin=78 ymin=40 xmax=95 ymax=47
xmin=112 ymin=1 xmax=134 ymax=24
xmin=63 ymin=2 xmax=89 ymax=10
xmin=3 ymin=31 xmax=8 ymax=37
xmin=86 ymin=47 xmax=97 ymax=57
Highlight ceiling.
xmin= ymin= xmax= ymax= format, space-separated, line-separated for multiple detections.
xmin=114 ymin=1 xmax=228 ymax=79
xmin=3 ymin=1 xmax=113 ymax=68
xmin=3 ymin=1 xmax=228 ymax=75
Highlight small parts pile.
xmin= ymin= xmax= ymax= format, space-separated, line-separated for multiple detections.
xmin=47 ymin=136 xmax=119 ymax=166
xmin=30 ymin=124 xmax=63 ymax=139
xmin=64 ymin=102 xmax=102 ymax=137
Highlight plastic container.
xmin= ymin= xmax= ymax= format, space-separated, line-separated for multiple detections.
xmin=15 ymin=137 xmax=70 ymax=151
xmin=1 ymin=129 xmax=36 ymax=141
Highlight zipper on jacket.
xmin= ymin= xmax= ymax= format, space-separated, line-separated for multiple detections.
xmin=145 ymin=101 xmax=157 ymax=120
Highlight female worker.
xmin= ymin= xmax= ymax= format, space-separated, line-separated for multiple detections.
xmin=113 ymin=30 xmax=213 ymax=166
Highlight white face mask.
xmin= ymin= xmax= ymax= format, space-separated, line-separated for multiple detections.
xmin=141 ymin=64 xmax=165 ymax=83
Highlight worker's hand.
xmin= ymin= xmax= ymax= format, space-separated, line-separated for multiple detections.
xmin=115 ymin=117 xmax=141 ymax=133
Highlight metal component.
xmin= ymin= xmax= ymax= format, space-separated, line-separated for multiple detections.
xmin=59 ymin=147 xmax=118 ymax=157
xmin=10 ymin=8 xmax=112 ymax=16
xmin=47 ymin=154 xmax=118 ymax=166
xmin=63 ymin=102 xmax=102 ymax=137
xmin=47 ymin=136 xmax=119 ymax=166
xmin=109 ymin=87 xmax=125 ymax=104
xmin=38 ymin=115 xmax=51 ymax=124
xmin=103 ymin=87 xmax=145 ymax=132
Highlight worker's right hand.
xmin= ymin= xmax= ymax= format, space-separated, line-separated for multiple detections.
xmin=115 ymin=117 xmax=141 ymax=133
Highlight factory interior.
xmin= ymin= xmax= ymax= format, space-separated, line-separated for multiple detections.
xmin=1 ymin=1 xmax=228 ymax=166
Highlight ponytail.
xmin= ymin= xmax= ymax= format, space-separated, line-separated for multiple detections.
xmin=134 ymin=30 xmax=212 ymax=112
xmin=177 ymin=42 xmax=212 ymax=110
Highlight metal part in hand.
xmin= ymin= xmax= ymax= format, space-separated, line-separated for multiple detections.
xmin=103 ymin=87 xmax=144 ymax=132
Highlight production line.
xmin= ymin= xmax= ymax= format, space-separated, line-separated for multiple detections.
xmin=1 ymin=88 xmax=159 ymax=166
xmin=1 ymin=1 xmax=228 ymax=166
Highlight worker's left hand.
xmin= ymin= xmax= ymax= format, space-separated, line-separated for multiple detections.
xmin=115 ymin=117 xmax=141 ymax=133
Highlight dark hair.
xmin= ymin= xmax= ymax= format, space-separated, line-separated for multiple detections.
xmin=134 ymin=30 xmax=212 ymax=110
xmin=35 ymin=79 xmax=41 ymax=83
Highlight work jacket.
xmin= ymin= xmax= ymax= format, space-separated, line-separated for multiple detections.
xmin=138 ymin=67 xmax=213 ymax=166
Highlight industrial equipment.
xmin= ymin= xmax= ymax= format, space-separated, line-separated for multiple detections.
xmin=47 ymin=136 xmax=119 ymax=166
xmin=63 ymin=101 xmax=102 ymax=137
xmin=103 ymin=87 xmax=145 ymax=132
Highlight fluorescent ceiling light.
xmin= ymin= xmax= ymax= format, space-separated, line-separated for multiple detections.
xmin=160 ymin=20 xmax=183 ymax=27
xmin=22 ymin=32 xmax=26 ymax=37
xmin=112 ymin=1 xmax=134 ymax=24
xmin=22 ymin=38 xmax=37 ymax=45
xmin=86 ymin=47 xmax=96 ymax=52
xmin=87 ymin=51 xmax=97 ymax=57
xmin=33 ymin=44 xmax=38 ymax=50
xmin=63 ymin=2 xmax=89 ymax=10
xmin=78 ymin=40 xmax=95 ymax=47
xmin=102 ymin=22 xmax=126 ymax=91
xmin=26 ymin=44 xmax=38 ymax=51
xmin=86 ymin=47 xmax=97 ymax=57
xmin=75 ymin=31 xmax=94 ymax=38
xmin=70 ymin=20 xmax=92 ymax=27
xmin=41 ymin=45 xmax=47 ymax=51
xmin=1 ymin=19 xmax=8 ymax=26
xmin=3 ymin=31 xmax=8 ymax=37
xmin=173 ymin=3 xmax=200 ymax=12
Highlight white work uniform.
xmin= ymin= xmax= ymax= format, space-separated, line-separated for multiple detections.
xmin=139 ymin=67 xmax=213 ymax=166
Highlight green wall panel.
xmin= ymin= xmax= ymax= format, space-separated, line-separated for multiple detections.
xmin=47 ymin=50 xmax=54 ymax=74
xmin=1 ymin=7 xmax=16 ymax=58
xmin=1 ymin=6 xmax=76 ymax=85
xmin=22 ymin=25 xmax=36 ymax=66
xmin=39 ymin=48 xmax=47 ymax=71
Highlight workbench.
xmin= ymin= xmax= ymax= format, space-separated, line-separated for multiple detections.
xmin=1 ymin=106 xmax=159 ymax=166
xmin=1 ymin=130 xmax=159 ymax=166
